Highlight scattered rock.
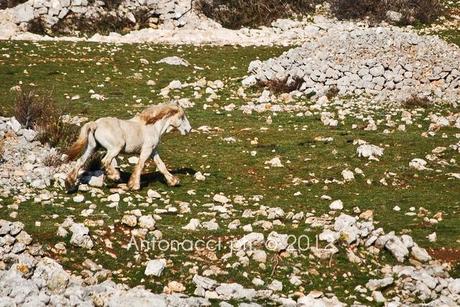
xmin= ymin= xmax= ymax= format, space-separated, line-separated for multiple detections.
xmin=145 ymin=259 xmax=166 ymax=277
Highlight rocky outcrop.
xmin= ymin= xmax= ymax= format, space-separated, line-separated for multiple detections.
xmin=0 ymin=218 xmax=211 ymax=306
xmin=7 ymin=0 xmax=201 ymax=34
xmin=0 ymin=116 xmax=71 ymax=196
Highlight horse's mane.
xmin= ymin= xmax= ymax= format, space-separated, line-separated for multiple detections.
xmin=138 ymin=104 xmax=183 ymax=125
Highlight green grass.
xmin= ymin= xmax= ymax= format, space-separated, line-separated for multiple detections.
xmin=0 ymin=40 xmax=459 ymax=304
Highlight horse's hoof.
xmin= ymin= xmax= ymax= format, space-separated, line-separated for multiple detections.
xmin=127 ymin=181 xmax=140 ymax=191
xmin=107 ymin=173 xmax=121 ymax=182
xmin=167 ymin=177 xmax=180 ymax=187
xmin=65 ymin=179 xmax=77 ymax=193
xmin=65 ymin=183 xmax=78 ymax=194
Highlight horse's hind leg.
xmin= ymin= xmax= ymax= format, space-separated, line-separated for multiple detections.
xmin=108 ymin=158 xmax=120 ymax=181
xmin=65 ymin=136 xmax=97 ymax=192
xmin=101 ymin=149 xmax=121 ymax=181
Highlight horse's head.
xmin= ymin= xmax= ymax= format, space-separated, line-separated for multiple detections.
xmin=167 ymin=106 xmax=192 ymax=135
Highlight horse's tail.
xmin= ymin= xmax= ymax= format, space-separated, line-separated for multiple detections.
xmin=66 ymin=121 xmax=97 ymax=161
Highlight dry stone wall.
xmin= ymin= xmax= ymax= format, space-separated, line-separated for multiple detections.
xmin=245 ymin=24 xmax=460 ymax=103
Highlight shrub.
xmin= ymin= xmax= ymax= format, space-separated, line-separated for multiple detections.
xmin=0 ymin=0 xmax=28 ymax=9
xmin=48 ymin=9 xmax=155 ymax=36
xmin=258 ymin=77 xmax=303 ymax=94
xmin=328 ymin=0 xmax=444 ymax=25
xmin=325 ymin=86 xmax=339 ymax=100
xmin=43 ymin=152 xmax=63 ymax=167
xmin=14 ymin=87 xmax=79 ymax=151
xmin=14 ymin=87 xmax=53 ymax=129
xmin=402 ymin=95 xmax=431 ymax=109
xmin=196 ymin=0 xmax=317 ymax=29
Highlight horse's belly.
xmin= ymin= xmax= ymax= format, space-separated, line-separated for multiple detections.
xmin=124 ymin=142 xmax=143 ymax=153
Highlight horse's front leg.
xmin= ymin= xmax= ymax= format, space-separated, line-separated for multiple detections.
xmin=128 ymin=146 xmax=153 ymax=190
xmin=152 ymin=150 xmax=180 ymax=186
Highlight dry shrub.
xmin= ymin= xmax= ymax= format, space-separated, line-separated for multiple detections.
xmin=325 ymin=86 xmax=339 ymax=100
xmin=258 ymin=77 xmax=303 ymax=94
xmin=48 ymin=9 xmax=154 ymax=36
xmin=0 ymin=0 xmax=28 ymax=9
xmin=328 ymin=0 xmax=444 ymax=25
xmin=14 ymin=88 xmax=53 ymax=129
xmin=43 ymin=152 xmax=63 ymax=167
xmin=14 ymin=87 xmax=79 ymax=151
xmin=196 ymin=0 xmax=317 ymax=29
xmin=402 ymin=95 xmax=431 ymax=109
xmin=27 ymin=19 xmax=47 ymax=36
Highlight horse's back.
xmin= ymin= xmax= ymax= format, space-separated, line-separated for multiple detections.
xmin=94 ymin=117 xmax=143 ymax=153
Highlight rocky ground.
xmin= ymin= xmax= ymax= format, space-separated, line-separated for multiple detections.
xmin=0 ymin=38 xmax=459 ymax=305
xmin=0 ymin=1 xmax=459 ymax=306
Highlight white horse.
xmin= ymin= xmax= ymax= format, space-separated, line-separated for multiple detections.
xmin=65 ymin=103 xmax=192 ymax=191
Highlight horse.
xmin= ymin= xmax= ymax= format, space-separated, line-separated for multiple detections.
xmin=65 ymin=103 xmax=192 ymax=192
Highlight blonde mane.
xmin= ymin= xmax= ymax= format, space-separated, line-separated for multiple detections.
xmin=138 ymin=104 xmax=183 ymax=126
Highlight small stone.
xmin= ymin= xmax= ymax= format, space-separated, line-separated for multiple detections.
xmin=329 ymin=200 xmax=343 ymax=210
xmin=128 ymin=156 xmax=139 ymax=164
xmin=182 ymin=218 xmax=201 ymax=231
xmin=341 ymin=170 xmax=354 ymax=181
xmin=268 ymin=280 xmax=283 ymax=292
xmin=73 ymin=194 xmax=84 ymax=203
xmin=147 ymin=189 xmax=161 ymax=199
xmin=411 ymin=244 xmax=431 ymax=262
xmin=121 ymin=214 xmax=137 ymax=227
xmin=366 ymin=277 xmax=394 ymax=290
xmin=138 ymin=215 xmax=155 ymax=230
xmin=427 ymin=232 xmax=437 ymax=242
xmin=213 ymin=194 xmax=229 ymax=204
xmin=372 ymin=290 xmax=386 ymax=303
xmin=194 ymin=172 xmax=206 ymax=181
xmin=107 ymin=193 xmax=120 ymax=202
xmin=145 ymin=259 xmax=166 ymax=277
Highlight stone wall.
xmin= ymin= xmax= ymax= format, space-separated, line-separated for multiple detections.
xmin=244 ymin=23 xmax=460 ymax=103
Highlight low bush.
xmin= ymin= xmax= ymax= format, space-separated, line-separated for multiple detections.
xmin=196 ymin=0 xmax=317 ymax=29
xmin=328 ymin=0 xmax=444 ymax=25
xmin=197 ymin=0 xmax=444 ymax=27
xmin=0 ymin=0 xmax=28 ymax=9
xmin=14 ymin=87 xmax=79 ymax=151
xmin=258 ymin=77 xmax=303 ymax=94
xmin=402 ymin=95 xmax=431 ymax=109
xmin=48 ymin=10 xmax=155 ymax=36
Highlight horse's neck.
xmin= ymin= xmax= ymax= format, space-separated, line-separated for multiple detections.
xmin=144 ymin=118 xmax=170 ymax=138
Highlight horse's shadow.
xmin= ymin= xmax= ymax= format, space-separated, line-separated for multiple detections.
xmin=111 ymin=167 xmax=197 ymax=188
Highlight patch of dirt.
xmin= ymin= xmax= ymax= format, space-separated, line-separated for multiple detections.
xmin=427 ymin=247 xmax=460 ymax=263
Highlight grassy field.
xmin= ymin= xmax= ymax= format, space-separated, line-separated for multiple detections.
xmin=0 ymin=38 xmax=459 ymax=305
